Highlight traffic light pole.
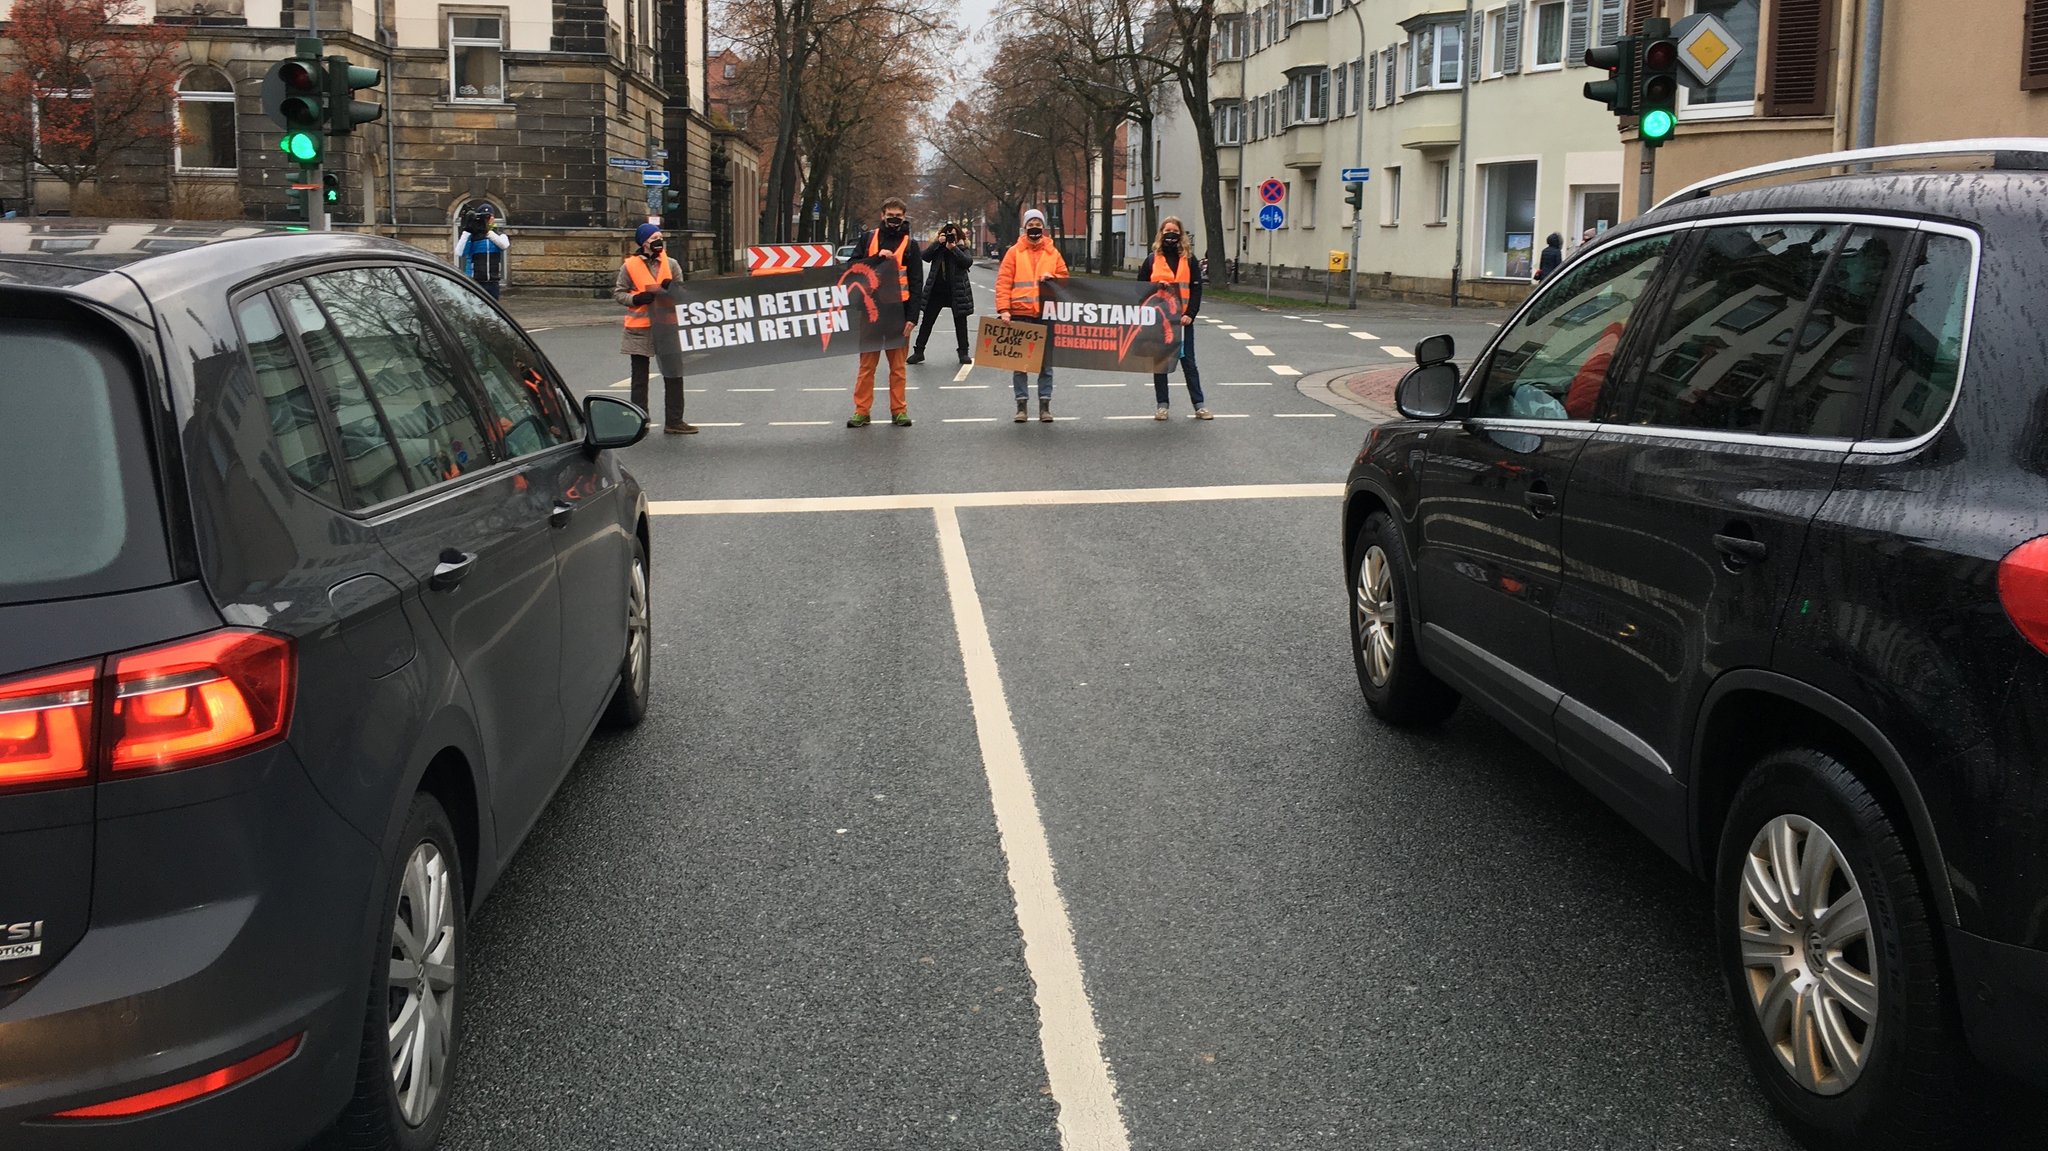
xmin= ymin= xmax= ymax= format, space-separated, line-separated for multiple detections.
xmin=1637 ymin=147 xmax=1656 ymax=218
xmin=306 ymin=163 xmax=328 ymax=231
xmin=1345 ymin=0 xmax=1366 ymax=309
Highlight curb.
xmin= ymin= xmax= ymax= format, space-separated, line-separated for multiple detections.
xmin=1296 ymin=364 xmax=1405 ymax=423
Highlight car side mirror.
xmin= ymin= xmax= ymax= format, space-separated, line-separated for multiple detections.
xmin=1414 ymin=333 xmax=1455 ymax=366
xmin=1395 ymin=362 xmax=1461 ymax=421
xmin=584 ymin=394 xmax=649 ymax=453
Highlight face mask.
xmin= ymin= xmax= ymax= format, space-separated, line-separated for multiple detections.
xmin=1161 ymin=236 xmax=1181 ymax=253
xmin=882 ymin=219 xmax=906 ymax=235
xmin=1026 ymin=226 xmax=1044 ymax=239
xmin=647 ymin=241 xmax=664 ymax=254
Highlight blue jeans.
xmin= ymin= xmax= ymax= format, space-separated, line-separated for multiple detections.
xmin=1152 ymin=321 xmax=1204 ymax=406
xmin=1012 ymin=365 xmax=1054 ymax=401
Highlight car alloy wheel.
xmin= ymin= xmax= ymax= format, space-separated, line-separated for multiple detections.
xmin=626 ymin=553 xmax=650 ymax=702
xmin=388 ymin=841 xmax=458 ymax=1126
xmin=1736 ymin=813 xmax=1878 ymax=1096
xmin=1355 ymin=544 xmax=1397 ymax=688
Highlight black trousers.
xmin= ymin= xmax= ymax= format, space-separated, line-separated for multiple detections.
xmin=915 ymin=302 xmax=971 ymax=357
xmin=629 ymin=356 xmax=685 ymax=427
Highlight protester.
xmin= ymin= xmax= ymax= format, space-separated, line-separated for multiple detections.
xmin=454 ymin=204 xmax=510 ymax=299
xmin=909 ymin=221 xmax=975 ymax=366
xmin=1135 ymin=215 xmax=1209 ymax=421
xmin=1533 ymin=232 xmax=1565 ymax=284
xmin=847 ymin=197 xmax=925 ymax=427
xmin=995 ymin=208 xmax=1068 ymax=423
xmin=611 ymin=223 xmax=694 ymax=434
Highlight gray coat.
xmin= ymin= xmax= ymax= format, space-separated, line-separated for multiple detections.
xmin=613 ymin=254 xmax=686 ymax=373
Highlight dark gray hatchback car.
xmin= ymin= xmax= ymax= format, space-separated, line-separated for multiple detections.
xmin=0 ymin=222 xmax=652 ymax=1149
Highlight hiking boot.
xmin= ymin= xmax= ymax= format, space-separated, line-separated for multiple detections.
xmin=1014 ymin=399 xmax=1028 ymax=423
xmin=1154 ymin=406 xmax=1170 ymax=421
xmin=892 ymin=412 xmax=913 ymax=427
xmin=665 ymin=421 xmax=698 ymax=434
xmin=847 ymin=413 xmax=871 ymax=428
xmin=1039 ymin=401 xmax=1053 ymax=423
xmin=1195 ymin=408 xmax=1214 ymax=421
xmin=906 ymin=350 xmax=926 ymax=365
xmin=958 ymin=350 xmax=972 ymax=365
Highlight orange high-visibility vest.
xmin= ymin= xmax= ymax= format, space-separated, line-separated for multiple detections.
xmin=869 ymin=232 xmax=911 ymax=302
xmin=622 ymin=257 xmax=668 ymax=329
xmin=1149 ymin=251 xmax=1192 ymax=305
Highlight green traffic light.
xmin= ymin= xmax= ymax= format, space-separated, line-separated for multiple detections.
xmin=1641 ymin=109 xmax=1675 ymax=140
xmin=279 ymin=131 xmax=320 ymax=162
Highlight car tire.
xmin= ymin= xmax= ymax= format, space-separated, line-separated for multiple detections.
xmin=1714 ymin=748 xmax=1967 ymax=1151
xmin=600 ymin=535 xmax=651 ymax=730
xmin=328 ymin=794 xmax=467 ymax=1151
xmin=1349 ymin=511 xmax=1458 ymax=727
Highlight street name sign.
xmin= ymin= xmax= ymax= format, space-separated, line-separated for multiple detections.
xmin=608 ymin=156 xmax=650 ymax=170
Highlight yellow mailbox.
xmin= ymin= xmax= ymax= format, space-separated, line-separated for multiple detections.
xmin=1328 ymin=250 xmax=1348 ymax=273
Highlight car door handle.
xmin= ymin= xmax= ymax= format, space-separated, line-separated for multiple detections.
xmin=429 ymin=549 xmax=477 ymax=591
xmin=550 ymin=501 xmax=575 ymax=528
xmin=1713 ymin=534 xmax=1769 ymax=565
xmin=1523 ymin=489 xmax=1558 ymax=517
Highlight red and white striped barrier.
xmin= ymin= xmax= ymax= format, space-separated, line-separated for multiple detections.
xmin=747 ymin=244 xmax=836 ymax=274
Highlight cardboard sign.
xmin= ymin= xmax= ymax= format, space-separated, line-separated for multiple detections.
xmin=975 ymin=317 xmax=1048 ymax=373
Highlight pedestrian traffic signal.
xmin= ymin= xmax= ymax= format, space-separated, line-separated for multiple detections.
xmin=286 ymin=172 xmax=341 ymax=218
xmin=262 ymin=40 xmax=327 ymax=166
xmin=1583 ymin=35 xmax=1637 ymax=116
xmin=1344 ymin=182 xmax=1365 ymax=211
xmin=1638 ymin=18 xmax=1679 ymax=146
xmin=325 ymin=56 xmax=383 ymax=134
xmin=660 ymin=186 xmax=682 ymax=217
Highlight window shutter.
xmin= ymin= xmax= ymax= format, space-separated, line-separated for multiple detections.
xmin=1470 ymin=9 xmax=1485 ymax=82
xmin=1368 ymin=50 xmax=1379 ymax=108
xmin=2027 ymin=0 xmax=2048 ymax=91
xmin=1763 ymin=0 xmax=1833 ymax=116
xmin=1353 ymin=58 xmax=1365 ymax=112
xmin=1502 ymin=1 xmax=1523 ymax=74
xmin=1625 ymin=0 xmax=1655 ymax=34
xmin=1383 ymin=46 xmax=1397 ymax=104
xmin=1566 ymin=0 xmax=1591 ymax=66
xmin=1597 ymin=0 xmax=1621 ymax=47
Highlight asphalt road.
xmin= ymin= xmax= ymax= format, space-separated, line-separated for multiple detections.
xmin=434 ymin=269 xmax=1806 ymax=1150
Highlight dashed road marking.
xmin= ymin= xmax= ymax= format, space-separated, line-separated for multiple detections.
xmin=1075 ymin=383 xmax=1126 ymax=388
xmin=803 ymin=387 xmax=846 ymax=392
xmin=1247 ymin=346 xmax=1274 ymax=356
xmin=1381 ymin=346 xmax=1413 ymax=358
xmin=1269 ymin=365 xmax=1302 ymax=376
xmin=1229 ymin=332 xmax=1254 ymax=341
xmin=941 ymin=384 xmax=988 ymax=390
xmin=1214 ymin=381 xmax=1271 ymax=387
xmin=953 ymin=364 xmax=975 ymax=382
xmin=1275 ymin=411 xmax=1336 ymax=418
xmin=1210 ymin=413 xmax=1252 ymax=419
xmin=1216 ymin=324 xmax=1240 ymax=331
xmin=943 ymin=417 xmax=999 ymax=423
xmin=1323 ymin=323 xmax=1348 ymax=330
xmin=769 ymin=420 xmax=832 ymax=426
xmin=1349 ymin=331 xmax=1381 ymax=341
xmin=681 ymin=422 xmax=745 ymax=427
xmin=729 ymin=387 xmax=776 ymax=392
xmin=650 ymin=481 xmax=1342 ymax=515
xmin=1103 ymin=415 xmax=1157 ymax=420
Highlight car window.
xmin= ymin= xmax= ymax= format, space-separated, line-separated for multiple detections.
xmin=410 ymin=272 xmax=579 ymax=456
xmin=0 ymin=313 xmax=170 ymax=604
xmin=274 ymin=281 xmax=412 ymax=507
xmin=236 ymin=293 xmax=342 ymax=503
xmin=1629 ymin=222 xmax=1843 ymax=434
xmin=1480 ymin=233 xmax=1671 ymax=421
xmin=1870 ymin=233 xmax=1971 ymax=441
xmin=1769 ymin=226 xmax=1904 ymax=439
xmin=304 ymin=267 xmax=495 ymax=492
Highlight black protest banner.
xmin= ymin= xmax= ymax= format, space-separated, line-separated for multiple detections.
xmin=1038 ymin=276 xmax=1182 ymax=374
xmin=661 ymin=263 xmax=907 ymax=372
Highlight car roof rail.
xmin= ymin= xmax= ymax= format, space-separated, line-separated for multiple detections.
xmin=1655 ymin=137 xmax=2048 ymax=209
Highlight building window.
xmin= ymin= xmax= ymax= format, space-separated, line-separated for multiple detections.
xmin=1433 ymin=160 xmax=1452 ymax=223
xmin=1215 ymin=101 xmax=1244 ymax=145
xmin=1480 ymin=160 xmax=1540 ymax=277
xmin=1383 ymin=164 xmax=1402 ymax=225
xmin=1486 ymin=7 xmax=1508 ymax=77
xmin=1288 ymin=69 xmax=1329 ymax=123
xmin=1253 ymin=5 xmax=1265 ymax=52
xmin=33 ymin=85 xmax=94 ymax=169
xmin=1407 ymin=23 xmax=1463 ymax=91
xmin=1683 ymin=0 xmax=1759 ymax=113
xmin=449 ymin=14 xmax=506 ymax=102
xmin=1216 ymin=16 xmax=1248 ymax=61
xmin=1532 ymin=1 xmax=1566 ymax=68
xmin=723 ymin=61 xmax=736 ymax=79
xmin=1293 ymin=0 xmax=1329 ymax=20
xmin=175 ymin=68 xmax=236 ymax=172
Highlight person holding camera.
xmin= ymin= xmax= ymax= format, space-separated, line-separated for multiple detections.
xmin=612 ymin=223 xmax=694 ymax=434
xmin=909 ymin=222 xmax=975 ymax=366
xmin=453 ymin=204 xmax=510 ymax=299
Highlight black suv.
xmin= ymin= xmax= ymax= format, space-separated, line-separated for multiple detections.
xmin=1343 ymin=144 xmax=2046 ymax=1149
xmin=0 ymin=223 xmax=652 ymax=1149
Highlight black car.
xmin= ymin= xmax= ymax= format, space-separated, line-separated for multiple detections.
xmin=0 ymin=222 xmax=652 ymax=1149
xmin=1343 ymin=142 xmax=2046 ymax=1150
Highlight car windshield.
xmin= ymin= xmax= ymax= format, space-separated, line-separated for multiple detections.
xmin=0 ymin=310 xmax=171 ymax=605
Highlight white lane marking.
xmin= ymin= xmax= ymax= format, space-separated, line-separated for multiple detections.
xmin=1216 ymin=324 xmax=1240 ymax=331
xmin=650 ymin=482 xmax=1341 ymax=516
xmin=1349 ymin=331 xmax=1380 ymax=341
xmin=953 ymin=364 xmax=975 ymax=382
xmin=609 ymin=377 xmax=633 ymax=388
xmin=1211 ymin=413 xmax=1252 ymax=419
xmin=1381 ymin=346 xmax=1414 ymax=358
xmin=1229 ymin=332 xmax=1254 ymax=341
xmin=769 ymin=420 xmax=832 ymax=426
xmin=1270 ymin=366 xmax=1302 ymax=376
xmin=1321 ymin=323 xmax=1346 ymax=329
xmin=601 ymin=383 xmax=630 ymax=390
xmin=1247 ymin=346 xmax=1274 ymax=356
xmin=933 ymin=507 xmax=1133 ymax=1151
xmin=803 ymin=386 xmax=846 ymax=392
xmin=679 ymin=422 xmax=744 ymax=427
xmin=1214 ymin=381 xmax=1270 ymax=387
xmin=941 ymin=384 xmax=988 ymax=390
xmin=1275 ymin=411 xmax=1337 ymax=418
xmin=687 ymin=389 xmax=708 ymax=393
xmin=729 ymin=388 xmax=776 ymax=392
xmin=1102 ymin=415 xmax=1158 ymax=420
xmin=1282 ymin=315 xmax=1301 ymax=320
xmin=1075 ymin=383 xmax=1125 ymax=388
xmin=943 ymin=417 xmax=1000 ymax=423
xmin=526 ymin=326 xmax=555 ymax=333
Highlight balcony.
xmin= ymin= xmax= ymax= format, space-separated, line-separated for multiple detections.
xmin=1210 ymin=70 xmax=1243 ymax=101
xmin=1284 ymin=122 xmax=1324 ymax=169
xmin=1399 ymin=123 xmax=1459 ymax=151
xmin=1217 ymin=150 xmax=1241 ymax=180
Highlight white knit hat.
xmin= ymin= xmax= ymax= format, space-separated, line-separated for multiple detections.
xmin=1023 ymin=209 xmax=1046 ymax=226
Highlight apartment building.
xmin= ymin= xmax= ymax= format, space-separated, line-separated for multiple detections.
xmin=1182 ymin=0 xmax=1631 ymax=301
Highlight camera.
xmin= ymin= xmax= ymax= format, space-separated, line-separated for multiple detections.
xmin=940 ymin=224 xmax=958 ymax=242
xmin=462 ymin=207 xmax=495 ymax=235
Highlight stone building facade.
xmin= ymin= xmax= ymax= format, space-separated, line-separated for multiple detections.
xmin=0 ymin=0 xmax=758 ymax=292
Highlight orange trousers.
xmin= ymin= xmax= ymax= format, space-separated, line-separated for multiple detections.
xmin=854 ymin=346 xmax=909 ymax=416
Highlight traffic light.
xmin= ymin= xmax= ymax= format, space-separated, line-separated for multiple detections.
xmin=1583 ymin=35 xmax=1637 ymax=116
xmin=286 ymin=172 xmax=340 ymax=219
xmin=262 ymin=40 xmax=327 ymax=166
xmin=1638 ymin=18 xmax=1679 ymax=146
xmin=660 ymin=186 xmax=682 ymax=218
xmin=325 ymin=56 xmax=383 ymax=134
xmin=1343 ymin=182 xmax=1365 ymax=212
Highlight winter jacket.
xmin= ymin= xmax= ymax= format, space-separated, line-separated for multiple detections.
xmin=922 ymin=240 xmax=975 ymax=314
xmin=995 ymin=236 xmax=1069 ymax=319
xmin=612 ymin=254 xmax=684 ymax=359
xmin=851 ymin=228 xmax=927 ymax=320
xmin=1136 ymin=250 xmax=1204 ymax=318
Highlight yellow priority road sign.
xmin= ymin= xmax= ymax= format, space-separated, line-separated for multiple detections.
xmin=1674 ymin=11 xmax=1742 ymax=89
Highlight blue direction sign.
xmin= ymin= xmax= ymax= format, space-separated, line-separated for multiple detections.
xmin=1340 ymin=166 xmax=1372 ymax=182
xmin=1259 ymin=204 xmax=1285 ymax=231
xmin=608 ymin=156 xmax=650 ymax=170
xmin=642 ymin=169 xmax=671 ymax=187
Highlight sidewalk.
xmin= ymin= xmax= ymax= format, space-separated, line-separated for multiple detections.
xmin=501 ymin=294 xmax=625 ymax=330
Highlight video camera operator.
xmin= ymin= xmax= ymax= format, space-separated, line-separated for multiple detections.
xmin=452 ymin=203 xmax=510 ymax=299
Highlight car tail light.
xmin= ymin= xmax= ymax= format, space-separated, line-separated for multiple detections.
xmin=50 ymin=1033 xmax=302 ymax=1119
xmin=0 ymin=629 xmax=294 ymax=793
xmin=1998 ymin=537 xmax=2048 ymax=655
xmin=0 ymin=664 xmax=96 ymax=790
xmin=109 ymin=631 xmax=294 ymax=774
